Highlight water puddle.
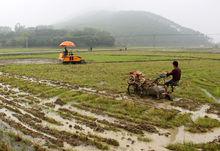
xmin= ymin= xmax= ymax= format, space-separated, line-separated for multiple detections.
xmin=0 ymin=122 xmax=45 ymax=151
xmin=171 ymin=104 xmax=220 ymax=121
xmin=191 ymin=105 xmax=210 ymax=121
xmin=201 ymin=88 xmax=219 ymax=103
xmin=1 ymin=72 xmax=130 ymax=102
xmin=171 ymin=126 xmax=220 ymax=144
xmin=44 ymin=105 xmax=169 ymax=151
xmin=68 ymin=103 xmax=116 ymax=123
xmin=0 ymin=59 xmax=58 ymax=65
xmin=0 ymin=74 xmax=220 ymax=150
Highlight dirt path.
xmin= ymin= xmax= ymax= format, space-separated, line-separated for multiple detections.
xmin=0 ymin=72 xmax=219 ymax=151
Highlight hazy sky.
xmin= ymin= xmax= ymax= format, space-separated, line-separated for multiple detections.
xmin=0 ymin=0 xmax=220 ymax=42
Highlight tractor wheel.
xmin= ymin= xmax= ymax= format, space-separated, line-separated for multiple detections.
xmin=62 ymin=61 xmax=69 ymax=64
xmin=166 ymin=93 xmax=173 ymax=101
xmin=80 ymin=60 xmax=86 ymax=64
xmin=127 ymin=84 xmax=139 ymax=96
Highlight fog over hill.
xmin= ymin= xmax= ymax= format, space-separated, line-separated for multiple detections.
xmin=55 ymin=11 xmax=212 ymax=47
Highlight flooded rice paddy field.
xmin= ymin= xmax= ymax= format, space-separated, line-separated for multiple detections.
xmin=0 ymin=71 xmax=219 ymax=151
xmin=0 ymin=50 xmax=219 ymax=151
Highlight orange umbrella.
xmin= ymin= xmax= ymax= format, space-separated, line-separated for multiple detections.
xmin=59 ymin=41 xmax=76 ymax=47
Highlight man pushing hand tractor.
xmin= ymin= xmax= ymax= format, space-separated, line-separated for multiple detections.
xmin=127 ymin=61 xmax=181 ymax=100
xmin=165 ymin=60 xmax=181 ymax=92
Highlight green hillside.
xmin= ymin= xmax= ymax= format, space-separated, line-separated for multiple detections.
xmin=55 ymin=11 xmax=212 ymax=47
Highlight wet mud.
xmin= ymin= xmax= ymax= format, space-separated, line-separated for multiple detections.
xmin=0 ymin=59 xmax=58 ymax=65
xmin=207 ymin=104 xmax=220 ymax=117
xmin=0 ymin=72 xmax=220 ymax=150
xmin=171 ymin=98 xmax=202 ymax=111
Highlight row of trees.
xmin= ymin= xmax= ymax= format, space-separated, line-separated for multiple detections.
xmin=0 ymin=24 xmax=115 ymax=48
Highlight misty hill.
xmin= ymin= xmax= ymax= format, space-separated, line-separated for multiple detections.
xmin=55 ymin=11 xmax=212 ymax=47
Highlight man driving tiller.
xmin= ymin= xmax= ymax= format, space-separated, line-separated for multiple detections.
xmin=165 ymin=61 xmax=181 ymax=92
xmin=127 ymin=61 xmax=181 ymax=100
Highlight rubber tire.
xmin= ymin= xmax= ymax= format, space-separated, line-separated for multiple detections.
xmin=80 ymin=60 xmax=86 ymax=64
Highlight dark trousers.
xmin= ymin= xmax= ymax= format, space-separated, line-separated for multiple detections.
xmin=165 ymin=79 xmax=179 ymax=92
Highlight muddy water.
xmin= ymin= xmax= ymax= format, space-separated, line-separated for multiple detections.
xmin=0 ymin=82 xmax=158 ymax=150
xmin=1 ymin=72 xmax=129 ymax=101
xmin=157 ymin=97 xmax=220 ymax=121
xmin=46 ymin=110 xmax=163 ymax=151
xmin=45 ymin=102 xmax=168 ymax=150
xmin=171 ymin=104 xmax=220 ymax=121
xmin=171 ymin=126 xmax=220 ymax=144
xmin=109 ymin=132 xmax=169 ymax=151
xmin=0 ymin=112 xmax=56 ymax=151
xmin=0 ymin=123 xmax=36 ymax=151
xmin=0 ymin=92 xmax=166 ymax=150
xmin=0 ymin=59 xmax=58 ymax=65
xmin=191 ymin=105 xmax=210 ymax=121
xmin=0 ymin=75 xmax=220 ymax=150
xmin=68 ymin=103 xmax=116 ymax=123
xmin=0 ymin=121 xmax=57 ymax=151
xmin=147 ymin=134 xmax=170 ymax=151
xmin=201 ymin=88 xmax=220 ymax=103
xmin=169 ymin=103 xmax=220 ymax=145
xmin=52 ymin=102 xmax=220 ymax=151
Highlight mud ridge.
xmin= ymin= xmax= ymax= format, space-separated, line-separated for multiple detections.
xmin=1 ymin=72 xmax=132 ymax=102
xmin=71 ymin=104 xmax=161 ymax=135
xmin=0 ymin=113 xmax=63 ymax=148
xmin=13 ymin=113 xmax=118 ymax=150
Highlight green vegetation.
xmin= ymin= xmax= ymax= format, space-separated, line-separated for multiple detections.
xmin=73 ymin=97 xmax=193 ymax=128
xmin=0 ymin=75 xmax=193 ymax=128
xmin=167 ymin=142 xmax=220 ymax=151
xmin=0 ymin=129 xmax=38 ymax=151
xmin=188 ymin=117 xmax=220 ymax=133
xmin=0 ymin=47 xmax=58 ymax=53
xmin=0 ymin=49 xmax=219 ymax=150
xmin=1 ymin=56 xmax=219 ymax=102
xmin=0 ymin=53 xmax=57 ymax=60
xmin=0 ymin=25 xmax=115 ymax=48
xmin=137 ymin=136 xmax=151 ymax=143
xmin=195 ymin=117 xmax=220 ymax=129
xmin=0 ymin=141 xmax=10 ymax=151
xmin=0 ymin=50 xmax=219 ymax=130
xmin=0 ymin=76 xmax=66 ymax=98
xmin=167 ymin=142 xmax=197 ymax=151
xmin=1 ymin=49 xmax=220 ymax=61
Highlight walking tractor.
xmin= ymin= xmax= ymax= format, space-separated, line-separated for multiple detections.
xmin=127 ymin=71 xmax=175 ymax=100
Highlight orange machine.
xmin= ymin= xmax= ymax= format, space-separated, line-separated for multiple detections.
xmin=58 ymin=41 xmax=86 ymax=64
xmin=58 ymin=52 xmax=86 ymax=64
